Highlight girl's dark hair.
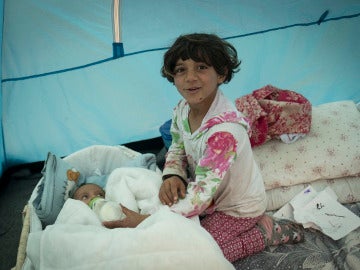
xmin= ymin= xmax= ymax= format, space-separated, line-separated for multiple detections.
xmin=161 ymin=33 xmax=241 ymax=84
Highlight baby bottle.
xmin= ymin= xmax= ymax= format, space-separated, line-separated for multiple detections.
xmin=89 ymin=197 xmax=126 ymax=222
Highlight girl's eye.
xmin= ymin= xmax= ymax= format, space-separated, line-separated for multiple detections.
xmin=174 ymin=67 xmax=185 ymax=74
xmin=198 ymin=65 xmax=208 ymax=70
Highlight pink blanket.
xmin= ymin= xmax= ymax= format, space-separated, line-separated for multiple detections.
xmin=235 ymin=85 xmax=312 ymax=147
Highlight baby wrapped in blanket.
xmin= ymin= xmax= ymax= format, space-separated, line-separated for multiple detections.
xmin=72 ymin=183 xmax=127 ymax=222
xmin=71 ymin=167 xmax=164 ymax=223
xmin=30 ymin=167 xmax=234 ymax=270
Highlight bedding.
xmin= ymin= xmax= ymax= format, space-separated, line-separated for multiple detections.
xmin=25 ymin=160 xmax=233 ymax=270
xmin=253 ymin=100 xmax=360 ymax=199
xmin=233 ymin=202 xmax=360 ymax=269
xmin=25 ymin=201 xmax=234 ymax=270
xmin=232 ymin=100 xmax=360 ymax=268
xmin=266 ymin=176 xmax=360 ymax=211
xmin=104 ymin=167 xmax=163 ymax=215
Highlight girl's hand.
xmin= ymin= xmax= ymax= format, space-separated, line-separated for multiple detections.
xmin=103 ymin=205 xmax=149 ymax=228
xmin=159 ymin=176 xmax=186 ymax=206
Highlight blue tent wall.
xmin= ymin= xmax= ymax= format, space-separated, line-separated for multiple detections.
xmin=1 ymin=0 xmax=360 ymax=170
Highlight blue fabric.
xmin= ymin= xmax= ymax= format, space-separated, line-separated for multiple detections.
xmin=32 ymin=153 xmax=80 ymax=226
xmin=159 ymin=119 xmax=172 ymax=149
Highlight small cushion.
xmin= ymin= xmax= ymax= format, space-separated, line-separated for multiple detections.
xmin=32 ymin=152 xmax=83 ymax=226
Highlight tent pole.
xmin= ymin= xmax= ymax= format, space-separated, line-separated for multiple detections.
xmin=112 ymin=0 xmax=124 ymax=58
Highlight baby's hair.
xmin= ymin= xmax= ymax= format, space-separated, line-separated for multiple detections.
xmin=161 ymin=33 xmax=241 ymax=84
xmin=71 ymin=183 xmax=87 ymax=199
xmin=71 ymin=183 xmax=105 ymax=199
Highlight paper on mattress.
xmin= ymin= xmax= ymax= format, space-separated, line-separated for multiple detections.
xmin=274 ymin=185 xmax=360 ymax=240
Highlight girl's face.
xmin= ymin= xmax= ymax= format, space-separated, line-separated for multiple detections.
xmin=73 ymin=184 xmax=105 ymax=205
xmin=173 ymin=59 xmax=225 ymax=109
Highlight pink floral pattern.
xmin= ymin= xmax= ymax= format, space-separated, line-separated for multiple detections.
xmin=250 ymin=101 xmax=360 ymax=201
xmin=199 ymin=132 xmax=237 ymax=177
xmin=200 ymin=111 xmax=250 ymax=133
xmin=235 ymin=85 xmax=312 ymax=147
xmin=168 ymin=129 xmax=240 ymax=217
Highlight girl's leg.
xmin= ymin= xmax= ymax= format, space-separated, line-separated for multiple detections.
xmin=221 ymin=226 xmax=265 ymax=262
xmin=200 ymin=211 xmax=265 ymax=262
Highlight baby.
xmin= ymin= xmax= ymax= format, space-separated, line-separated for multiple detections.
xmin=71 ymin=167 xmax=164 ymax=224
xmin=73 ymin=183 xmax=126 ymax=222
xmin=73 ymin=183 xmax=105 ymax=205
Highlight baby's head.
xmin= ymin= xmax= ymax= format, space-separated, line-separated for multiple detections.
xmin=72 ymin=183 xmax=105 ymax=205
xmin=161 ymin=33 xmax=240 ymax=84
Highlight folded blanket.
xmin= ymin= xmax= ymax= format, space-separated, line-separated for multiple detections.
xmin=235 ymin=85 xmax=312 ymax=147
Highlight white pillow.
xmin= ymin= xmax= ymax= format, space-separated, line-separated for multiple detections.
xmin=253 ymin=100 xmax=360 ymax=190
xmin=265 ymin=176 xmax=360 ymax=211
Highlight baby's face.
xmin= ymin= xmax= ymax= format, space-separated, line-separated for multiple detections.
xmin=73 ymin=184 xmax=105 ymax=205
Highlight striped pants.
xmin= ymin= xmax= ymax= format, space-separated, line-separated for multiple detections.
xmin=200 ymin=211 xmax=265 ymax=262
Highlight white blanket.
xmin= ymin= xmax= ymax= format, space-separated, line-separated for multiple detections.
xmin=26 ymin=167 xmax=234 ymax=270
xmin=105 ymin=167 xmax=163 ymax=215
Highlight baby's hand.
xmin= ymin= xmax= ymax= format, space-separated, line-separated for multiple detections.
xmin=103 ymin=205 xmax=149 ymax=228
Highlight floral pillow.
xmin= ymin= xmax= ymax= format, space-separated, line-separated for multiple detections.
xmin=253 ymin=100 xmax=360 ymax=190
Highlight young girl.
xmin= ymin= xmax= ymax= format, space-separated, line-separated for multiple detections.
xmin=105 ymin=33 xmax=304 ymax=262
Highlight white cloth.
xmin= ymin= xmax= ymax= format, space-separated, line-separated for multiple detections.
xmin=26 ymin=167 xmax=233 ymax=270
xmin=279 ymin=133 xmax=306 ymax=144
xmin=105 ymin=167 xmax=163 ymax=215
xmin=26 ymin=200 xmax=233 ymax=270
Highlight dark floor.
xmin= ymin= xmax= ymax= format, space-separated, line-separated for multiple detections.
xmin=0 ymin=138 xmax=165 ymax=270
xmin=0 ymin=165 xmax=42 ymax=270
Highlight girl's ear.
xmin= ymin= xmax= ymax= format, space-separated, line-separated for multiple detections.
xmin=218 ymin=74 xmax=227 ymax=85
xmin=217 ymin=69 xmax=227 ymax=84
xmin=217 ymin=76 xmax=225 ymax=85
